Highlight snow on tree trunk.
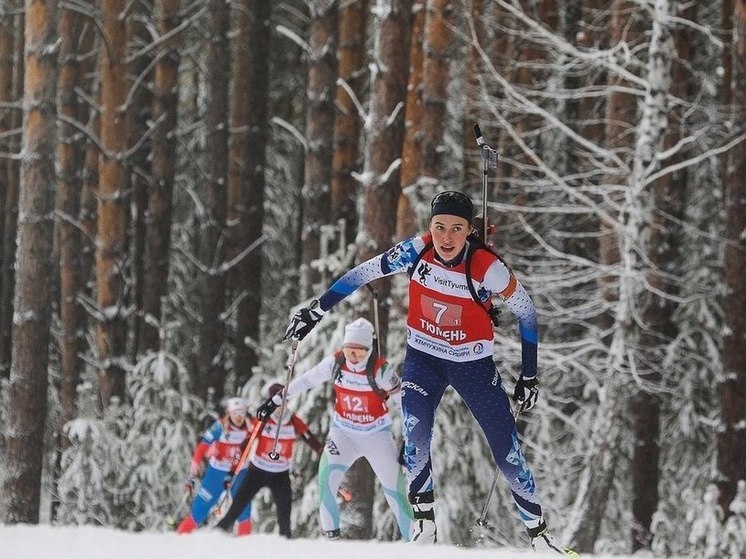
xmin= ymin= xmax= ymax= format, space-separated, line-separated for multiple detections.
xmin=0 ymin=0 xmax=58 ymax=523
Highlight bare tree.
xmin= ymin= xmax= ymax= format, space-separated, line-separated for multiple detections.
xmin=0 ymin=0 xmax=58 ymax=523
xmin=718 ymin=0 xmax=746 ymax=518
xmin=139 ymin=0 xmax=182 ymax=355
xmin=96 ymin=0 xmax=129 ymax=409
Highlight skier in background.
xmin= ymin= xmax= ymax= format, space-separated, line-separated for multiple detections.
xmin=281 ymin=190 xmax=577 ymax=556
xmin=257 ymin=317 xmax=413 ymax=541
xmin=177 ymin=397 xmax=254 ymax=535
xmin=216 ymin=384 xmax=322 ymax=538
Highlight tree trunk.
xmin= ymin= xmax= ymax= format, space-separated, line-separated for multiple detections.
xmin=52 ymin=7 xmax=97 ymax=522
xmin=139 ymin=0 xmax=182 ymax=355
xmin=349 ymin=0 xmax=412 ymax=538
xmin=718 ymin=0 xmax=746 ymax=518
xmin=228 ymin=0 xmax=272 ymax=387
xmin=0 ymin=6 xmax=23 ymax=381
xmin=52 ymin=0 xmax=88 ymax=520
xmin=126 ymin=0 xmax=152 ymax=360
xmin=80 ymin=104 xmax=99 ymax=297
xmin=504 ymin=0 xmax=556 ymax=202
xmin=397 ymin=0 xmax=426 ymax=238
xmin=564 ymin=1 xmax=644 ymax=552
xmin=420 ymin=0 xmax=453 ymax=181
xmin=97 ymin=0 xmax=129 ymax=409
xmin=331 ymin=0 xmax=367 ymax=242
xmin=577 ymin=0 xmax=608 ymax=153
xmin=597 ymin=0 xmax=640 ymax=321
xmin=632 ymin=1 xmax=697 ymax=549
xmin=301 ymin=0 xmax=339 ymax=293
xmin=0 ymin=11 xmax=12 ymax=311
xmin=198 ymin=0 xmax=231 ymax=404
xmin=0 ymin=0 xmax=58 ymax=523
xmin=462 ymin=0 xmax=485 ymax=188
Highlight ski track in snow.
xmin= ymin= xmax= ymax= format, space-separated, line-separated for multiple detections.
xmin=1 ymin=524 xmax=643 ymax=559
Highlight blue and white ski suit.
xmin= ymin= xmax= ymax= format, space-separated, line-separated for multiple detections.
xmin=313 ymin=234 xmax=544 ymax=529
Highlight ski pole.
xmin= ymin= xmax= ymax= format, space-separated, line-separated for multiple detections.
xmin=166 ymin=490 xmax=191 ymax=529
xmin=472 ymin=122 xmax=498 ymax=242
xmin=476 ymin=406 xmax=520 ymax=527
xmin=213 ymin=415 xmax=268 ymax=515
xmin=365 ymin=284 xmax=382 ymax=356
xmin=268 ymin=338 xmax=300 ymax=460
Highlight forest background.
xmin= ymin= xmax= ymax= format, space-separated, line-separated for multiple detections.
xmin=0 ymin=0 xmax=744 ymax=557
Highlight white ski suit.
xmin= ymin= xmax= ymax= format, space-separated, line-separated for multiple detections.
xmin=285 ymin=352 xmax=413 ymax=539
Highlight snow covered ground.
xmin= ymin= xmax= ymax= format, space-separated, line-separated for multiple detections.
xmin=2 ymin=524 xmax=647 ymax=559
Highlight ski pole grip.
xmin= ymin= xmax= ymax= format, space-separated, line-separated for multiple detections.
xmin=473 ymin=123 xmax=484 ymax=146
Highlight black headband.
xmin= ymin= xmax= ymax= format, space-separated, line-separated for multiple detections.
xmin=430 ymin=191 xmax=474 ymax=222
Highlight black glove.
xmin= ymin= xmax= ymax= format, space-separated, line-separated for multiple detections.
xmin=184 ymin=475 xmax=197 ymax=495
xmin=256 ymin=396 xmax=280 ymax=420
xmin=512 ymin=376 xmax=539 ymax=412
xmin=222 ymin=474 xmax=233 ymax=491
xmin=397 ymin=441 xmax=406 ymax=466
xmin=283 ymin=299 xmax=324 ymax=341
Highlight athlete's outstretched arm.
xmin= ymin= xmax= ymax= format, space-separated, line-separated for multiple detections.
xmin=284 ymin=237 xmax=425 ymax=341
xmin=317 ymin=237 xmax=425 ymax=311
xmin=284 ymin=355 xmax=336 ymax=398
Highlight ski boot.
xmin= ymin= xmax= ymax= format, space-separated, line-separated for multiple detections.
xmin=410 ymin=491 xmax=437 ymax=544
xmin=323 ymin=529 xmax=341 ymax=540
xmin=528 ymin=520 xmax=580 ymax=557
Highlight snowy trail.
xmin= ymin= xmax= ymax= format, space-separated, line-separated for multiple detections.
xmin=2 ymin=525 xmax=632 ymax=559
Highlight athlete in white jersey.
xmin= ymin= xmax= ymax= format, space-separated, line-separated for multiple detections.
xmin=257 ymin=318 xmax=413 ymax=540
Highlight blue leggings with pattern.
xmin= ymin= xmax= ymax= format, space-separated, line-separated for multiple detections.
xmin=400 ymin=346 xmax=542 ymax=526
xmin=191 ymin=465 xmax=251 ymax=525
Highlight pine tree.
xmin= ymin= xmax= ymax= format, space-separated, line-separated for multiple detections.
xmin=688 ymin=484 xmax=724 ymax=559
